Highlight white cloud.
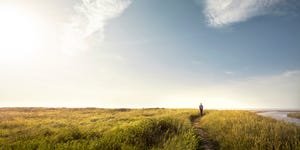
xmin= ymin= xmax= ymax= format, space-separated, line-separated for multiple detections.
xmin=201 ymin=0 xmax=285 ymax=27
xmin=191 ymin=60 xmax=202 ymax=65
xmin=60 ymin=0 xmax=132 ymax=55
xmin=225 ymin=71 xmax=234 ymax=75
xmin=283 ymin=70 xmax=300 ymax=77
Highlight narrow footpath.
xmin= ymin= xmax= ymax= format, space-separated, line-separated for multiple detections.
xmin=193 ymin=117 xmax=219 ymax=150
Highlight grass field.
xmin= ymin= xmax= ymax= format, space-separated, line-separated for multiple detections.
xmin=287 ymin=112 xmax=300 ymax=119
xmin=199 ymin=110 xmax=300 ymax=150
xmin=0 ymin=108 xmax=299 ymax=150
xmin=0 ymin=108 xmax=200 ymax=150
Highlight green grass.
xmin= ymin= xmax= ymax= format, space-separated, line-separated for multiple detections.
xmin=287 ymin=112 xmax=300 ymax=119
xmin=199 ymin=110 xmax=300 ymax=150
xmin=1 ymin=108 xmax=299 ymax=150
xmin=0 ymin=108 xmax=200 ymax=150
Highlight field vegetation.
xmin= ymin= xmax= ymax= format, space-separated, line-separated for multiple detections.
xmin=199 ymin=110 xmax=300 ymax=150
xmin=1 ymin=108 xmax=299 ymax=150
xmin=0 ymin=108 xmax=200 ymax=150
xmin=287 ymin=112 xmax=300 ymax=119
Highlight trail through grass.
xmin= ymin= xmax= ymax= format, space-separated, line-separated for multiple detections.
xmin=0 ymin=108 xmax=201 ymax=150
xmin=192 ymin=116 xmax=219 ymax=150
xmin=1 ymin=108 xmax=299 ymax=150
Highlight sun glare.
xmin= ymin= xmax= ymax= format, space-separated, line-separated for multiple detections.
xmin=0 ymin=4 xmax=41 ymax=62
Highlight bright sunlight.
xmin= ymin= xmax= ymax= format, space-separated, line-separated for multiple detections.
xmin=0 ymin=4 xmax=41 ymax=62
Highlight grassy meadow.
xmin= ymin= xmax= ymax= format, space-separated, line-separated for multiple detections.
xmin=0 ymin=108 xmax=299 ymax=150
xmin=199 ymin=110 xmax=300 ymax=150
xmin=0 ymin=108 xmax=200 ymax=150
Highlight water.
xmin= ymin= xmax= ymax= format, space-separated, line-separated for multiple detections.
xmin=257 ymin=111 xmax=300 ymax=126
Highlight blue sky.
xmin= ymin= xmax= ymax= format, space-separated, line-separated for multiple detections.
xmin=0 ymin=0 xmax=299 ymax=109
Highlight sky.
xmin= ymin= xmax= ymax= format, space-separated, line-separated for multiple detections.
xmin=0 ymin=0 xmax=300 ymax=109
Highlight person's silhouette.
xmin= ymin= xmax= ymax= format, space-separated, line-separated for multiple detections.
xmin=199 ymin=103 xmax=203 ymax=116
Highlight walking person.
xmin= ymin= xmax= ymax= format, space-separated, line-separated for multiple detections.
xmin=199 ymin=103 xmax=203 ymax=116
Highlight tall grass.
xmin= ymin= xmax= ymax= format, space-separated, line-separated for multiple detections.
xmin=2 ymin=108 xmax=299 ymax=150
xmin=0 ymin=108 xmax=200 ymax=150
xmin=199 ymin=110 xmax=300 ymax=150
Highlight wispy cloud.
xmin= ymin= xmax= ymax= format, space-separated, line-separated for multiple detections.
xmin=60 ymin=0 xmax=132 ymax=55
xmin=191 ymin=60 xmax=202 ymax=65
xmin=200 ymin=0 xmax=295 ymax=27
xmin=283 ymin=70 xmax=300 ymax=77
xmin=225 ymin=71 xmax=234 ymax=75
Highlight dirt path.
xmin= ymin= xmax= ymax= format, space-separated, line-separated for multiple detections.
xmin=193 ymin=117 xmax=219 ymax=150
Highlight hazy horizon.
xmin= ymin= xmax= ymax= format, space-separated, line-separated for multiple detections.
xmin=1 ymin=106 xmax=300 ymax=110
xmin=0 ymin=0 xmax=300 ymax=109
xmin=1 ymin=103 xmax=300 ymax=110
